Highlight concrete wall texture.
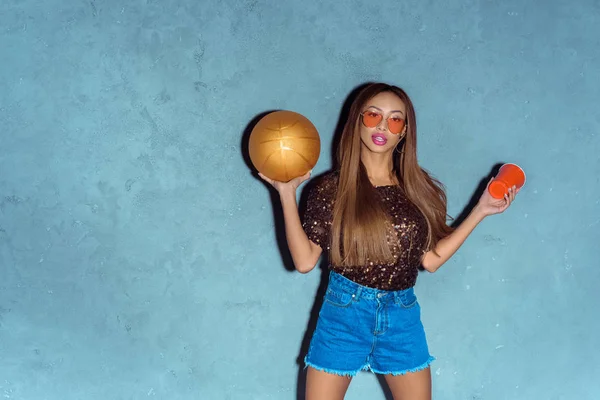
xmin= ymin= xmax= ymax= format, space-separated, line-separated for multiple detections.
xmin=1 ymin=0 xmax=599 ymax=399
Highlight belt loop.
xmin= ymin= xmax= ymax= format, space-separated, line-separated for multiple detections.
xmin=353 ymin=286 xmax=362 ymax=301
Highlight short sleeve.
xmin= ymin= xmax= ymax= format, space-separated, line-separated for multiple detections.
xmin=302 ymin=173 xmax=337 ymax=250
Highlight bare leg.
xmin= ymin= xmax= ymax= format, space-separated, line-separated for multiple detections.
xmin=383 ymin=367 xmax=431 ymax=400
xmin=305 ymin=367 xmax=353 ymax=400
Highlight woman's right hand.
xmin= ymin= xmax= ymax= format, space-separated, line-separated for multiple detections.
xmin=258 ymin=170 xmax=312 ymax=195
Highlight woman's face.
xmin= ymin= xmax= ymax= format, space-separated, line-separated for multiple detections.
xmin=359 ymin=92 xmax=407 ymax=154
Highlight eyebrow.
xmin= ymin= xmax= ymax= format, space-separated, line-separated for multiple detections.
xmin=367 ymin=106 xmax=405 ymax=115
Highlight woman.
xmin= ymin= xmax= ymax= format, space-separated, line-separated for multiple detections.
xmin=259 ymin=83 xmax=519 ymax=400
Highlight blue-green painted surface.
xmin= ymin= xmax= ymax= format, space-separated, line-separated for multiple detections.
xmin=1 ymin=0 xmax=598 ymax=398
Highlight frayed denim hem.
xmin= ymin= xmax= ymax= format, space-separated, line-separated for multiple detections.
xmin=370 ymin=356 xmax=436 ymax=376
xmin=304 ymin=356 xmax=435 ymax=377
xmin=303 ymin=359 xmax=362 ymax=377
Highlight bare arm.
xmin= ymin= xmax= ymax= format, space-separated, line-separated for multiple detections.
xmin=422 ymin=183 xmax=520 ymax=273
xmin=279 ymin=189 xmax=322 ymax=273
xmin=259 ymin=171 xmax=322 ymax=274
xmin=421 ymin=207 xmax=485 ymax=272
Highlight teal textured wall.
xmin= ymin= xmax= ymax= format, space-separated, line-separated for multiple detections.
xmin=1 ymin=0 xmax=599 ymax=399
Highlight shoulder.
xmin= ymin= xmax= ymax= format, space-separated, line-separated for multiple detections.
xmin=318 ymin=170 xmax=339 ymax=186
xmin=309 ymin=170 xmax=339 ymax=192
xmin=304 ymin=170 xmax=339 ymax=202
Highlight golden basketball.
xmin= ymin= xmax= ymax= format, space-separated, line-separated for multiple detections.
xmin=249 ymin=110 xmax=320 ymax=182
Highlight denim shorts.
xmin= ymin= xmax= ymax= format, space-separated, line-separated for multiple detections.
xmin=304 ymin=271 xmax=434 ymax=376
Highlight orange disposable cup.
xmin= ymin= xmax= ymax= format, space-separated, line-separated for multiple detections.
xmin=488 ymin=163 xmax=526 ymax=199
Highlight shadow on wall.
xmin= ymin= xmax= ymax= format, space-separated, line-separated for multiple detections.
xmin=450 ymin=162 xmax=505 ymax=228
xmin=239 ymin=82 xmax=507 ymax=400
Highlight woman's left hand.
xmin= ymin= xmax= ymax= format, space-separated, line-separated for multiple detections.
xmin=476 ymin=178 xmax=520 ymax=217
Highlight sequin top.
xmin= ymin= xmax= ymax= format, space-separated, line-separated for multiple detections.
xmin=302 ymin=171 xmax=429 ymax=291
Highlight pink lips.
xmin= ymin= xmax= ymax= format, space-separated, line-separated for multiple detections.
xmin=371 ymin=133 xmax=387 ymax=146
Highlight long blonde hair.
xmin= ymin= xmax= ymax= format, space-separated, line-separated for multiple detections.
xmin=331 ymin=83 xmax=454 ymax=266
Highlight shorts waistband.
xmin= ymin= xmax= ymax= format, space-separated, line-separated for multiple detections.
xmin=328 ymin=271 xmax=414 ymax=302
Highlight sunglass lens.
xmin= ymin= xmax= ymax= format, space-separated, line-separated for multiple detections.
xmin=362 ymin=112 xmax=382 ymax=128
xmin=388 ymin=118 xmax=405 ymax=134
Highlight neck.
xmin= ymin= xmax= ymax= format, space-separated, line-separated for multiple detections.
xmin=360 ymin=147 xmax=396 ymax=184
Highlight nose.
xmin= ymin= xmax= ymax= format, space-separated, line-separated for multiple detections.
xmin=376 ymin=118 xmax=388 ymax=132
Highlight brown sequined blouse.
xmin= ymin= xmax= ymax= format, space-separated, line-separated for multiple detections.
xmin=302 ymin=171 xmax=429 ymax=291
